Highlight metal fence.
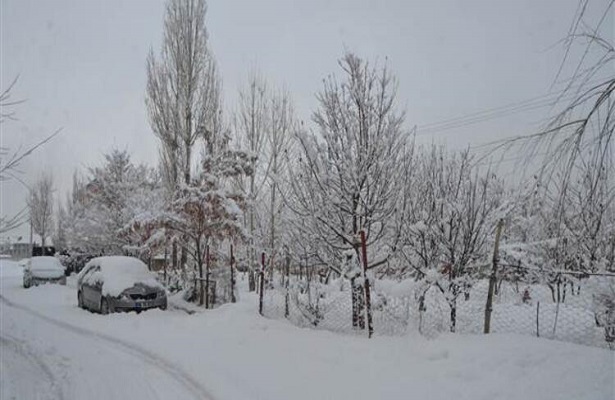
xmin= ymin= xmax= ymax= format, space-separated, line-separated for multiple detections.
xmin=260 ymin=270 xmax=615 ymax=349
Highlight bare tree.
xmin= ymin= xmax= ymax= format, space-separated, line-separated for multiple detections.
xmin=146 ymin=0 xmax=221 ymax=187
xmin=288 ymin=52 xmax=411 ymax=327
xmin=265 ymin=88 xmax=295 ymax=272
xmin=146 ymin=0 xmax=222 ymax=269
xmin=400 ymin=148 xmax=505 ymax=332
xmin=0 ymin=78 xmax=60 ymax=234
xmin=233 ymin=73 xmax=269 ymax=289
xmin=28 ymin=173 xmax=54 ymax=247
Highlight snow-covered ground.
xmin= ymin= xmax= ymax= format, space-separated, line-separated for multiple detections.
xmin=1 ymin=260 xmax=613 ymax=400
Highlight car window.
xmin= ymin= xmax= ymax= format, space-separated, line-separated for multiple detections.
xmin=30 ymin=257 xmax=64 ymax=271
xmin=83 ymin=266 xmax=102 ymax=285
xmin=80 ymin=264 xmax=96 ymax=282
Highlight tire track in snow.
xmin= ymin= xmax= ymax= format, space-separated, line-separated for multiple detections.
xmin=0 ymin=333 xmax=66 ymax=400
xmin=0 ymin=295 xmax=214 ymax=400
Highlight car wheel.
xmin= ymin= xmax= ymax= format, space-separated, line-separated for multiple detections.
xmin=100 ymin=297 xmax=111 ymax=315
xmin=77 ymin=291 xmax=84 ymax=309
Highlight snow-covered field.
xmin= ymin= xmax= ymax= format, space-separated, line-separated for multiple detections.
xmin=1 ymin=260 xmax=613 ymax=400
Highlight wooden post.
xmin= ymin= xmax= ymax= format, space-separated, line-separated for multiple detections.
xmin=163 ymin=246 xmax=168 ymax=286
xmin=230 ymin=243 xmax=236 ymax=303
xmin=484 ymin=219 xmax=504 ymax=334
xmin=259 ymin=252 xmax=266 ymax=316
xmin=536 ymin=301 xmax=540 ymax=337
xmin=198 ymin=244 xmax=205 ymax=307
xmin=359 ymin=230 xmax=374 ymax=338
xmin=205 ymin=245 xmax=210 ymax=309
xmin=285 ymin=251 xmax=290 ymax=318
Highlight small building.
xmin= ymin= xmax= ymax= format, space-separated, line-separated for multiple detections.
xmin=0 ymin=242 xmax=31 ymax=260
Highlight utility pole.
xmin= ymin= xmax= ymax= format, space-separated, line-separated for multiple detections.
xmin=29 ymin=217 xmax=33 ymax=257
xmin=484 ymin=219 xmax=504 ymax=334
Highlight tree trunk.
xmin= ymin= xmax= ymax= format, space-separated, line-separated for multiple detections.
xmin=259 ymin=252 xmax=266 ymax=315
xmin=285 ymin=252 xmax=290 ymax=318
xmin=351 ymin=278 xmax=365 ymax=329
xmin=359 ymin=230 xmax=373 ymax=338
xmin=450 ymin=299 xmax=457 ymax=333
xmin=230 ymin=243 xmax=236 ymax=303
xmin=197 ymin=242 xmax=204 ymax=306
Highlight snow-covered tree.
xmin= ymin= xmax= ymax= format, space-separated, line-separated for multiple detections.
xmin=287 ymin=52 xmax=412 ymax=327
xmin=28 ymin=172 xmax=54 ymax=246
xmin=146 ymin=0 xmax=220 ymax=189
xmin=65 ymin=150 xmax=161 ymax=255
xmin=157 ymin=149 xmax=252 ymax=306
xmin=233 ymin=74 xmax=297 ymax=289
xmin=233 ymin=73 xmax=269 ymax=289
xmin=400 ymin=147 xmax=505 ymax=332
xmin=146 ymin=0 xmax=222 ymax=270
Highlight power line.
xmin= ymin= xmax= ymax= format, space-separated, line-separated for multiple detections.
xmin=413 ymin=78 xmax=602 ymax=137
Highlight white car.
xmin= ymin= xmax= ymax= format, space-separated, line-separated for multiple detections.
xmin=23 ymin=256 xmax=67 ymax=288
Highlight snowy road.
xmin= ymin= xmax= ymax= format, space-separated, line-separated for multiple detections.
xmin=1 ymin=259 xmax=613 ymax=400
xmin=0 ymin=292 xmax=212 ymax=400
xmin=1 ymin=332 xmax=64 ymax=400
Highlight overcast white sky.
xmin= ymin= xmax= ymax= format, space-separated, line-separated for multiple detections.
xmin=1 ymin=0 xmax=612 ymax=241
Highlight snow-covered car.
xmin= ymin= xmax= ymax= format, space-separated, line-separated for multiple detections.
xmin=77 ymin=256 xmax=167 ymax=314
xmin=23 ymin=257 xmax=67 ymax=288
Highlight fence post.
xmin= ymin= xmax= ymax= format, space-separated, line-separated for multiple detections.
xmin=484 ymin=219 xmax=504 ymax=334
xmin=360 ymin=230 xmax=374 ymax=339
xmin=205 ymin=245 xmax=210 ymax=309
xmin=285 ymin=251 xmax=290 ymax=318
xmin=163 ymin=246 xmax=168 ymax=286
xmin=536 ymin=301 xmax=540 ymax=337
xmin=230 ymin=243 xmax=236 ymax=303
xmin=259 ymin=252 xmax=266 ymax=316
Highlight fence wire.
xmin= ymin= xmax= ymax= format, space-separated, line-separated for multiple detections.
xmin=260 ymin=271 xmax=615 ymax=349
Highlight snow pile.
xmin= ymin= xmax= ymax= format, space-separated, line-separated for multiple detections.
xmin=1 ymin=277 xmax=613 ymax=400
xmin=0 ymin=259 xmax=22 ymax=278
xmin=84 ymin=256 xmax=163 ymax=296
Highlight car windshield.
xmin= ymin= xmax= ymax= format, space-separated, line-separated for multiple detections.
xmin=30 ymin=257 xmax=63 ymax=271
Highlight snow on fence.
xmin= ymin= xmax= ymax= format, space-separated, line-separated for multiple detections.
xmin=260 ymin=271 xmax=614 ymax=349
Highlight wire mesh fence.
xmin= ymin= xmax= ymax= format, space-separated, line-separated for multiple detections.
xmin=260 ymin=270 xmax=615 ymax=349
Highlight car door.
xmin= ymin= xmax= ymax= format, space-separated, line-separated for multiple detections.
xmin=81 ymin=265 xmax=99 ymax=308
xmin=89 ymin=268 xmax=104 ymax=311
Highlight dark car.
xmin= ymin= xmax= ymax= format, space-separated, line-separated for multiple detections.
xmin=77 ymin=256 xmax=167 ymax=314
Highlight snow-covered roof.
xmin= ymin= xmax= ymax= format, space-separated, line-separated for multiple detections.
xmin=30 ymin=256 xmax=64 ymax=271
xmin=84 ymin=256 xmax=163 ymax=296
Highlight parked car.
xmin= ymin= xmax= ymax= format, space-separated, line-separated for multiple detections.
xmin=23 ymin=257 xmax=67 ymax=288
xmin=77 ymin=256 xmax=167 ymax=314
